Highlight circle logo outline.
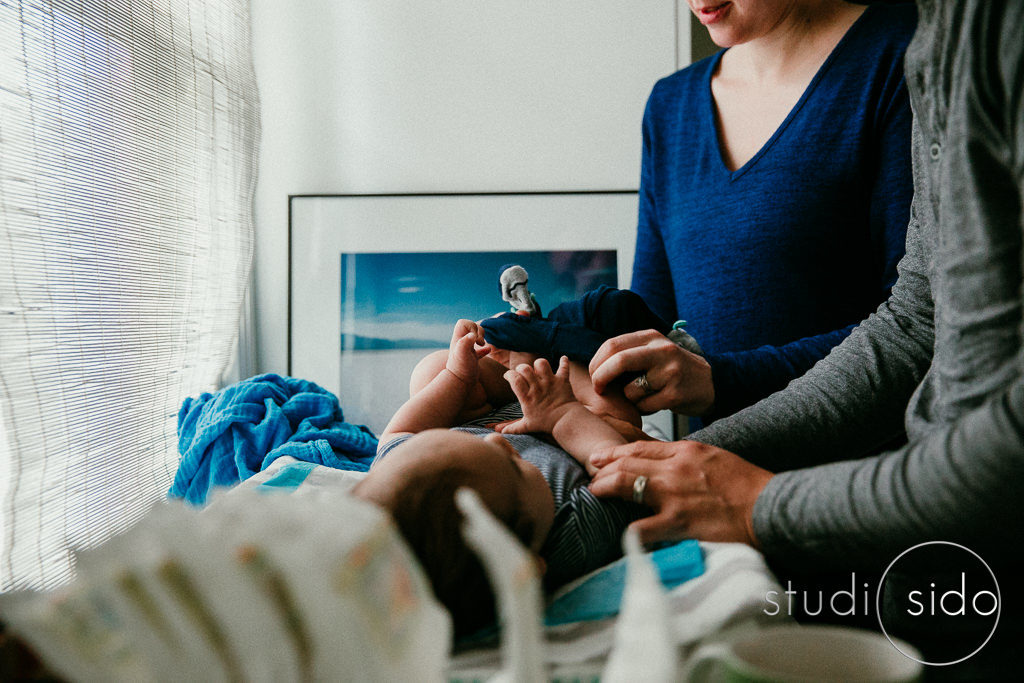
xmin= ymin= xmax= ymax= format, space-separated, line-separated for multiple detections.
xmin=875 ymin=540 xmax=1001 ymax=666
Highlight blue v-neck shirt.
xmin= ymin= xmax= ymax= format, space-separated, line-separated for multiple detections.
xmin=632 ymin=2 xmax=916 ymax=420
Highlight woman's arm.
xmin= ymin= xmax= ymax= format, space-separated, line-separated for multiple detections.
xmin=630 ymin=87 xmax=678 ymax=323
xmin=588 ymin=176 xmax=936 ymax=546
xmin=702 ymin=326 xmax=856 ymax=419
xmin=599 ymin=53 xmax=916 ymax=420
xmin=691 ymin=179 xmax=934 ymax=471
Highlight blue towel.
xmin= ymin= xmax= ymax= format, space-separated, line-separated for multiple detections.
xmin=168 ymin=373 xmax=378 ymax=506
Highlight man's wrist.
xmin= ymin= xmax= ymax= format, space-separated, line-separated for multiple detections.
xmin=743 ymin=471 xmax=774 ymax=549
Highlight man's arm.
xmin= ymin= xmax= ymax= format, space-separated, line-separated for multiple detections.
xmin=738 ymin=3 xmax=1024 ymax=570
xmin=754 ymin=379 xmax=1024 ymax=571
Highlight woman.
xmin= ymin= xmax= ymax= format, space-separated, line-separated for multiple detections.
xmin=591 ymin=0 xmax=916 ymax=424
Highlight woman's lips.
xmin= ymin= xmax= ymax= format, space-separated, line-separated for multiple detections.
xmin=697 ymin=2 xmax=731 ymax=25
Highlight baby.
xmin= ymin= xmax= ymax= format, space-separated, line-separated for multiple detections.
xmin=351 ymin=317 xmax=652 ymax=638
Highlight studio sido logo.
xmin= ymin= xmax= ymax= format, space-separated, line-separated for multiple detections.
xmin=876 ymin=541 xmax=1001 ymax=666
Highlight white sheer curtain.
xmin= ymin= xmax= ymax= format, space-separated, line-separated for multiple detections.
xmin=0 ymin=0 xmax=260 ymax=590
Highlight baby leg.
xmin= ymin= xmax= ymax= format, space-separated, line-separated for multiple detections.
xmin=408 ymin=349 xmax=448 ymax=397
xmin=408 ymin=348 xmax=516 ymax=409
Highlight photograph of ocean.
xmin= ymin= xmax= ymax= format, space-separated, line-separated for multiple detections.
xmin=338 ymin=249 xmax=616 ymax=432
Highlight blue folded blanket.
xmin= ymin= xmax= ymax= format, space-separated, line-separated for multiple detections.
xmin=168 ymin=373 xmax=378 ymax=506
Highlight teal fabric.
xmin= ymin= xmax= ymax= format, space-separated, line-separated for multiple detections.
xmin=255 ymin=461 xmax=318 ymax=492
xmin=544 ymin=540 xmax=704 ymax=626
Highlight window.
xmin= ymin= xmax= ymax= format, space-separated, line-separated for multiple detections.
xmin=0 ymin=0 xmax=259 ymax=589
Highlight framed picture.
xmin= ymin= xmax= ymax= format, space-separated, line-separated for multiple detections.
xmin=289 ymin=192 xmax=639 ymax=434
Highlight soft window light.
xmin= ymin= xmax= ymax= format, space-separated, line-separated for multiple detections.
xmin=0 ymin=0 xmax=260 ymax=590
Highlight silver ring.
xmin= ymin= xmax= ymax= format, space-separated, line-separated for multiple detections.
xmin=633 ymin=373 xmax=653 ymax=396
xmin=632 ymin=475 xmax=649 ymax=504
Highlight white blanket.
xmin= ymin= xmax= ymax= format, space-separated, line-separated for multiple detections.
xmin=1 ymin=456 xmax=787 ymax=682
xmin=242 ymin=457 xmax=789 ymax=677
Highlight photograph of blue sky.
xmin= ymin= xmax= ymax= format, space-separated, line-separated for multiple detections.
xmin=340 ymin=250 xmax=617 ymax=350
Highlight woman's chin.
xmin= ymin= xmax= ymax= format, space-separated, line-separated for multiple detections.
xmin=706 ymin=27 xmax=744 ymax=48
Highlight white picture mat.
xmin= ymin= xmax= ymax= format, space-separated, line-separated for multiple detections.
xmin=290 ymin=193 xmax=649 ymax=433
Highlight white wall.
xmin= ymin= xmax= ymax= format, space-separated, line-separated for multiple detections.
xmin=249 ymin=0 xmax=687 ymax=374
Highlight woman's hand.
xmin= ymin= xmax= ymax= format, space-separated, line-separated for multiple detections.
xmin=587 ymin=440 xmax=773 ymax=547
xmin=589 ymin=329 xmax=715 ymax=415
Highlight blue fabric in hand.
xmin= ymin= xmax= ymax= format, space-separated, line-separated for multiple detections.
xmin=480 ymin=314 xmax=606 ymax=365
xmin=480 ymin=286 xmax=673 ymax=366
xmin=546 ymin=285 xmax=672 ymax=338
xmin=544 ymin=539 xmax=704 ymax=626
xmin=169 ymin=373 xmax=378 ymax=506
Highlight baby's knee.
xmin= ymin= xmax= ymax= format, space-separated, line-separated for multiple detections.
xmin=409 ymin=349 xmax=449 ymax=396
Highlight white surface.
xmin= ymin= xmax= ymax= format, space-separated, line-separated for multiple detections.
xmin=457 ymin=488 xmax=547 ymax=683
xmin=603 ymin=531 xmax=678 ymax=682
xmin=250 ymin=0 xmax=682 ymax=375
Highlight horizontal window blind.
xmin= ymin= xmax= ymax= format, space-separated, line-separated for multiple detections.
xmin=0 ymin=0 xmax=260 ymax=589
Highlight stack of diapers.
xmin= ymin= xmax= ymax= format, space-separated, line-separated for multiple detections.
xmin=0 ymin=489 xmax=450 ymax=682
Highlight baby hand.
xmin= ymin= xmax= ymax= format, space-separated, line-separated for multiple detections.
xmin=497 ymin=356 xmax=578 ymax=435
xmin=445 ymin=319 xmax=492 ymax=386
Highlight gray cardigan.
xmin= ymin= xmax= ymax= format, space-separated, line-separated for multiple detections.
xmin=690 ymin=0 xmax=1024 ymax=572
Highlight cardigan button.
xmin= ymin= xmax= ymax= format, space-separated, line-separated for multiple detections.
xmin=929 ymin=142 xmax=942 ymax=160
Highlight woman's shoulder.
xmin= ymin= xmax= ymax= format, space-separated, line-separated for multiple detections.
xmin=855 ymin=1 xmax=918 ymax=49
xmin=823 ymin=2 xmax=917 ymax=92
xmin=645 ymin=52 xmax=721 ymax=116
xmin=656 ymin=52 xmax=720 ymax=92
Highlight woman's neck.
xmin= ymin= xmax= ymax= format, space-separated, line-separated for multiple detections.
xmin=722 ymin=0 xmax=864 ymax=86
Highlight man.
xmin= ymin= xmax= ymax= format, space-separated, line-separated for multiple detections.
xmin=588 ymin=1 xmax=1022 ymax=675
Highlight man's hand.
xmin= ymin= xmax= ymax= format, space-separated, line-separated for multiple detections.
xmin=588 ymin=440 xmax=773 ymax=547
xmin=589 ymin=330 xmax=714 ymax=416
